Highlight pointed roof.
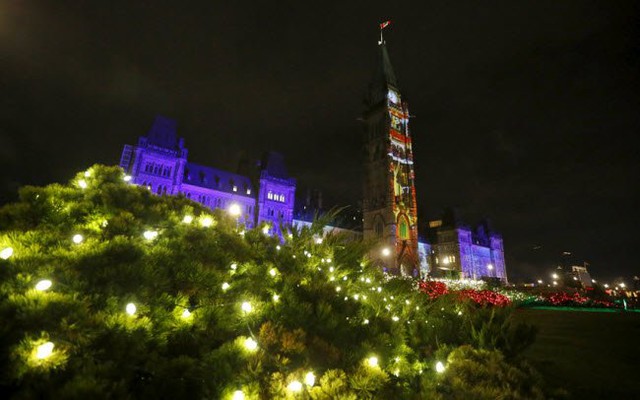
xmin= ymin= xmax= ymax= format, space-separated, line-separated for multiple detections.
xmin=367 ymin=41 xmax=400 ymax=106
xmin=378 ymin=42 xmax=398 ymax=88
xmin=146 ymin=115 xmax=181 ymax=150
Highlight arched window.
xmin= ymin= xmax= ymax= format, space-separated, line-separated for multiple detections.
xmin=397 ymin=215 xmax=410 ymax=240
xmin=279 ymin=194 xmax=285 ymax=202
xmin=268 ymin=191 xmax=273 ymax=200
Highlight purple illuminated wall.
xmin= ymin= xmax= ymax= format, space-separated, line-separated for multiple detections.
xmin=120 ymin=116 xmax=295 ymax=234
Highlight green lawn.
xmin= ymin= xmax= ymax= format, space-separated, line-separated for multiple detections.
xmin=514 ymin=308 xmax=640 ymax=399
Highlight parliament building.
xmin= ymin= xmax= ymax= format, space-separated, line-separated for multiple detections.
xmin=118 ymin=36 xmax=507 ymax=283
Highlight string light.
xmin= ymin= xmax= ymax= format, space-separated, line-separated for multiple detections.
xmin=182 ymin=215 xmax=193 ymax=224
xmin=367 ymin=356 xmax=379 ymax=368
xmin=230 ymin=263 xmax=238 ymax=271
xmin=123 ymin=175 xmax=132 ymax=182
xmin=335 ymin=286 xmax=341 ymax=292
xmin=363 ymin=319 xmax=369 ymax=324
xmin=35 ymin=279 xmax=52 ymax=291
xmin=241 ymin=301 xmax=252 ymax=313
xmin=181 ymin=309 xmax=191 ymax=318
xmin=276 ymin=245 xmax=281 ymax=251
xmin=222 ymin=282 xmax=230 ymax=291
xmin=78 ymin=179 xmax=88 ymax=189
xmin=436 ymin=361 xmax=445 ymax=373
xmin=201 ymin=216 xmax=213 ymax=227
xmin=143 ymin=230 xmax=158 ymax=240
xmin=272 ymin=294 xmax=280 ymax=302
xmin=36 ymin=342 xmax=54 ymax=359
xmin=84 ymin=170 xmax=92 ymax=177
xmin=243 ymin=338 xmax=258 ymax=351
xmin=0 ymin=247 xmax=13 ymax=259
xmin=269 ymin=268 xmax=277 ymax=277
xmin=305 ymin=371 xmax=315 ymax=386
xmin=262 ymin=225 xmax=270 ymax=235
xmin=72 ymin=234 xmax=84 ymax=244
xmin=392 ymin=316 xmax=399 ymax=322
xmin=232 ymin=390 xmax=245 ymax=400
xmin=287 ymin=380 xmax=302 ymax=392
xmin=126 ymin=303 xmax=137 ymax=315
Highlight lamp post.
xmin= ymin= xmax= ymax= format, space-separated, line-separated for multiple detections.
xmin=228 ymin=203 xmax=241 ymax=230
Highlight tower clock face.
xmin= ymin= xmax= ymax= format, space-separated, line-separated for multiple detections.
xmin=388 ymin=90 xmax=399 ymax=104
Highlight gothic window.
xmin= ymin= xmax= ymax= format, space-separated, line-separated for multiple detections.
xmin=279 ymin=194 xmax=285 ymax=202
xmin=268 ymin=191 xmax=273 ymax=200
xmin=375 ymin=221 xmax=383 ymax=238
xmin=398 ymin=216 xmax=409 ymax=240
xmin=233 ymin=185 xmax=237 ymax=192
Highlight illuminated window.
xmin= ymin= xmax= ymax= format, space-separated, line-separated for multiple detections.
xmin=279 ymin=194 xmax=285 ymax=202
xmin=233 ymin=186 xmax=237 ymax=192
xmin=268 ymin=191 xmax=273 ymax=200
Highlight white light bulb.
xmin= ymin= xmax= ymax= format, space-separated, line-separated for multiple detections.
xmin=241 ymin=301 xmax=252 ymax=313
xmin=276 ymin=245 xmax=281 ymax=251
xmin=123 ymin=175 xmax=132 ymax=182
xmin=78 ymin=179 xmax=87 ymax=189
xmin=143 ymin=230 xmax=158 ymax=240
xmin=84 ymin=170 xmax=92 ymax=177
xmin=182 ymin=215 xmax=193 ymax=224
xmin=287 ymin=380 xmax=303 ymax=392
xmin=315 ymin=237 xmax=323 ymax=244
xmin=201 ymin=216 xmax=213 ymax=227
xmin=72 ymin=234 xmax=84 ymax=244
xmin=363 ymin=319 xmax=369 ymax=324
xmin=304 ymin=371 xmax=316 ymax=386
xmin=230 ymin=263 xmax=237 ymax=271
xmin=35 ymin=279 xmax=52 ymax=291
xmin=126 ymin=302 xmax=137 ymax=315
xmin=335 ymin=286 xmax=341 ymax=292
xmin=392 ymin=316 xmax=399 ymax=322
xmin=244 ymin=337 xmax=258 ymax=351
xmin=435 ymin=361 xmax=445 ymax=373
xmin=222 ymin=282 xmax=230 ymax=291
xmin=181 ymin=309 xmax=191 ymax=318
xmin=232 ymin=390 xmax=245 ymax=400
xmin=262 ymin=225 xmax=270 ymax=235
xmin=272 ymin=294 xmax=280 ymax=302
xmin=381 ymin=247 xmax=391 ymax=257
xmin=367 ymin=356 xmax=379 ymax=367
xmin=0 ymin=247 xmax=13 ymax=259
xmin=269 ymin=268 xmax=277 ymax=277
xmin=36 ymin=341 xmax=54 ymax=359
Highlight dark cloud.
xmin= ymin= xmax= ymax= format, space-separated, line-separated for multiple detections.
xmin=1 ymin=1 xmax=638 ymax=282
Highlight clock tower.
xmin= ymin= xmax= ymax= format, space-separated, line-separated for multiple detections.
xmin=362 ymin=37 xmax=419 ymax=275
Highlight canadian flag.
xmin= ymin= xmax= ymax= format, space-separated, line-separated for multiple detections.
xmin=380 ymin=20 xmax=391 ymax=29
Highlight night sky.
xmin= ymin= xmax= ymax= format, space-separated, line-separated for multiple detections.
xmin=1 ymin=1 xmax=638 ymax=282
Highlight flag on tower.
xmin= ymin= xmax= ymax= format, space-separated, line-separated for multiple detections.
xmin=380 ymin=20 xmax=391 ymax=30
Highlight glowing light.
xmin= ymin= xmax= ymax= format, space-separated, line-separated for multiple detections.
xmin=0 ymin=247 xmax=13 ymax=259
xmin=336 ymin=286 xmax=341 ymax=292
xmin=487 ymin=264 xmax=493 ymax=270
xmin=552 ymin=273 xmax=559 ymax=279
xmin=329 ymin=266 xmax=335 ymax=272
xmin=435 ymin=361 xmax=445 ymax=373
xmin=363 ymin=319 xmax=369 ymax=324
xmin=287 ymin=380 xmax=303 ymax=392
xmin=262 ymin=225 xmax=270 ymax=235
xmin=181 ymin=309 xmax=191 ymax=318
xmin=228 ymin=203 xmax=241 ymax=217
xmin=553 ymin=281 xmax=558 ymax=286
xmin=315 ymin=237 xmax=323 ymax=244
xmin=241 ymin=301 xmax=252 ymax=313
xmin=604 ymin=284 xmax=609 ymax=288
xmin=84 ymin=170 xmax=92 ymax=177
xmin=381 ymin=247 xmax=391 ymax=257
xmin=276 ymin=245 xmax=281 ymax=251
xmin=592 ymin=279 xmax=596 ymax=283
xmin=126 ymin=303 xmax=137 ymax=315
xmin=201 ymin=216 xmax=213 ymax=227
xmin=230 ymin=263 xmax=238 ymax=271
xmin=244 ymin=337 xmax=258 ymax=351
xmin=392 ymin=316 xmax=399 ymax=322
xmin=222 ymin=282 xmax=230 ymax=291
xmin=620 ymin=283 xmax=626 ymax=288
xmin=123 ymin=175 xmax=132 ymax=182
xmin=232 ymin=390 xmax=245 ymax=400
xmin=269 ymin=268 xmax=277 ymax=277
xmin=182 ymin=215 xmax=193 ymax=224
xmin=35 ymin=279 xmax=52 ymax=291
xmin=367 ymin=356 xmax=379 ymax=368
xmin=537 ymin=280 xmax=543 ymax=284
xmin=304 ymin=371 xmax=316 ymax=386
xmin=365 ymin=278 xmax=371 ymax=284
xmin=143 ymin=230 xmax=158 ymax=240
xmin=36 ymin=342 xmax=54 ymax=359
xmin=272 ymin=294 xmax=280 ymax=302
xmin=327 ymin=258 xmax=332 ymax=263
xmin=78 ymin=179 xmax=88 ymax=189
xmin=72 ymin=234 xmax=84 ymax=244
xmin=353 ymin=294 xmax=360 ymax=300
xmin=377 ymin=287 xmax=382 ymax=292
xmin=573 ymin=276 xmax=578 ymax=281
